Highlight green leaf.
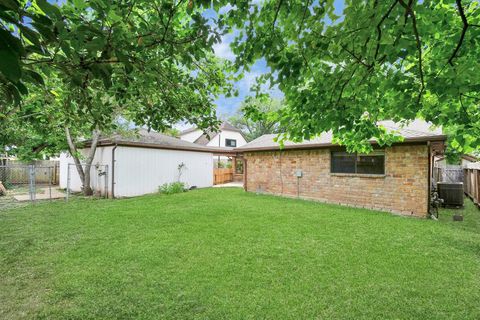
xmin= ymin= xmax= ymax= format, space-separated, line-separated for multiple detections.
xmin=0 ymin=48 xmax=21 ymax=82
xmin=19 ymin=25 xmax=42 ymax=48
xmin=0 ymin=28 xmax=24 ymax=54
xmin=24 ymin=69 xmax=45 ymax=86
xmin=16 ymin=81 xmax=28 ymax=95
xmin=0 ymin=0 xmax=20 ymax=11
xmin=72 ymin=0 xmax=86 ymax=10
xmin=35 ymin=0 xmax=62 ymax=19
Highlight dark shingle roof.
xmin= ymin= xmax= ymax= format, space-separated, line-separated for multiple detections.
xmin=180 ymin=121 xmax=244 ymax=136
xmin=84 ymin=129 xmax=235 ymax=153
xmin=237 ymin=120 xmax=446 ymax=151
xmin=193 ymin=131 xmax=216 ymax=145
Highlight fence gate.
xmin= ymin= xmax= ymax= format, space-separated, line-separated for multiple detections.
xmin=66 ymin=163 xmax=109 ymax=200
xmin=0 ymin=165 xmax=62 ymax=210
xmin=213 ymin=168 xmax=233 ymax=185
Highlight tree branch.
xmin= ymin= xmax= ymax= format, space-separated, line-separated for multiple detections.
xmin=341 ymin=44 xmax=372 ymax=69
xmin=335 ymin=66 xmax=358 ymax=108
xmin=448 ymin=0 xmax=469 ymax=66
xmin=374 ymin=1 xmax=399 ymax=60
xmin=65 ymin=126 xmax=85 ymax=183
xmin=399 ymin=0 xmax=424 ymax=104
xmin=272 ymin=0 xmax=283 ymax=31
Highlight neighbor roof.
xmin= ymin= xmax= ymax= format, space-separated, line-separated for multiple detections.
xmin=237 ymin=121 xmax=447 ymax=152
xmin=461 ymin=154 xmax=479 ymax=162
xmin=83 ymin=129 xmax=235 ymax=154
xmin=180 ymin=121 xmax=247 ymax=146
xmin=180 ymin=121 xmax=244 ymax=136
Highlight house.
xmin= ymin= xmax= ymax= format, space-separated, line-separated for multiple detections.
xmin=179 ymin=121 xmax=248 ymax=170
xmin=434 ymin=154 xmax=478 ymax=169
xmin=179 ymin=121 xmax=248 ymax=148
xmin=461 ymin=154 xmax=479 ymax=168
xmin=236 ymin=121 xmax=446 ymax=217
xmin=59 ymin=129 xmax=234 ymax=197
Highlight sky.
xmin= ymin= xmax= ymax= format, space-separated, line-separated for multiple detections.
xmin=211 ymin=0 xmax=346 ymax=119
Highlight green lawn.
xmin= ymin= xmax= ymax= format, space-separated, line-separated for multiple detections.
xmin=1 ymin=188 xmax=480 ymax=319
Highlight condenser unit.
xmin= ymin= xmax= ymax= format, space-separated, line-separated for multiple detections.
xmin=437 ymin=182 xmax=464 ymax=207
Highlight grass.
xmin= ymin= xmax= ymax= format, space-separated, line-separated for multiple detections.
xmin=1 ymin=188 xmax=479 ymax=319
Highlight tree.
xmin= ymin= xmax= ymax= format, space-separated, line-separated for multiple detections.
xmin=161 ymin=127 xmax=181 ymax=137
xmin=229 ymin=96 xmax=285 ymax=141
xmin=3 ymin=0 xmax=232 ymax=195
xmin=0 ymin=0 xmax=58 ymax=103
xmin=223 ymin=0 xmax=480 ymax=153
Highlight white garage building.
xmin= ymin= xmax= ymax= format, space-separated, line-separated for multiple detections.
xmin=60 ymin=129 xmax=233 ymax=197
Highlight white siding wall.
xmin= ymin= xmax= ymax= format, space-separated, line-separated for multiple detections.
xmin=206 ymin=130 xmax=247 ymax=148
xmin=114 ymin=146 xmax=213 ymax=197
xmin=461 ymin=158 xmax=475 ymax=168
xmin=59 ymin=146 xmax=113 ymax=195
xmin=179 ymin=130 xmax=203 ymax=143
xmin=466 ymin=162 xmax=480 ymax=169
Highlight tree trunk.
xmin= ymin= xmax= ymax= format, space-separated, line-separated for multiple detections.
xmin=65 ymin=126 xmax=101 ymax=196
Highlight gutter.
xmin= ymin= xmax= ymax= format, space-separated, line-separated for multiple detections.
xmin=236 ymin=135 xmax=448 ymax=152
xmin=111 ymin=144 xmax=118 ymax=198
xmin=86 ymin=140 xmax=236 ymax=155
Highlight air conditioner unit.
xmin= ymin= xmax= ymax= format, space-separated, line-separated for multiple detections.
xmin=437 ymin=182 xmax=464 ymax=207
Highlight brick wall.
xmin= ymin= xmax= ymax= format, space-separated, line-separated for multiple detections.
xmin=244 ymin=144 xmax=429 ymax=217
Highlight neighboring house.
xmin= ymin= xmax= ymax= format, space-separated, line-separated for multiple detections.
xmin=236 ymin=121 xmax=446 ymax=217
xmin=435 ymin=154 xmax=478 ymax=169
xmin=179 ymin=121 xmax=248 ymax=148
xmin=461 ymin=154 xmax=479 ymax=168
xmin=59 ymin=129 xmax=233 ymax=197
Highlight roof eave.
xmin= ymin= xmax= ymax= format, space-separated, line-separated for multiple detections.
xmin=83 ymin=139 xmax=237 ymax=155
xmin=236 ymin=135 xmax=448 ymax=152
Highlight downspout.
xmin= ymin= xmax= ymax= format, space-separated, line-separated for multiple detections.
xmin=111 ymin=144 xmax=118 ymax=198
xmin=244 ymin=157 xmax=247 ymax=192
xmin=427 ymin=141 xmax=432 ymax=217
xmin=217 ymin=133 xmax=221 ymax=167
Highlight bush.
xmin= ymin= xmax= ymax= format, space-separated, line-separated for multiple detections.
xmin=216 ymin=160 xmax=232 ymax=169
xmin=158 ymin=182 xmax=186 ymax=195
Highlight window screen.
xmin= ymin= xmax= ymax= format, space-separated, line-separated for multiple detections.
xmin=331 ymin=152 xmax=356 ymax=173
xmin=225 ymin=139 xmax=237 ymax=147
xmin=331 ymin=150 xmax=385 ymax=174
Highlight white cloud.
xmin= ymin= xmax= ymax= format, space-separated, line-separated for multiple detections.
xmin=213 ymin=41 xmax=235 ymax=61
xmin=213 ymin=32 xmax=237 ymax=61
xmin=218 ymin=3 xmax=235 ymax=15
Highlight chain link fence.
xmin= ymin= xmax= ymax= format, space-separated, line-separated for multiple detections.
xmin=65 ymin=163 xmax=109 ymax=200
xmin=433 ymin=166 xmax=464 ymax=184
xmin=0 ymin=164 xmax=62 ymax=210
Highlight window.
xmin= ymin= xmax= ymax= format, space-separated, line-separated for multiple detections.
xmin=225 ymin=139 xmax=237 ymax=147
xmin=331 ymin=150 xmax=385 ymax=175
xmin=235 ymin=159 xmax=244 ymax=174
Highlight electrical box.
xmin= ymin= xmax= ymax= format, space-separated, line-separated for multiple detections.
xmin=295 ymin=169 xmax=303 ymax=178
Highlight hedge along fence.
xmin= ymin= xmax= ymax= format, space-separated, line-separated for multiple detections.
xmin=464 ymin=167 xmax=480 ymax=207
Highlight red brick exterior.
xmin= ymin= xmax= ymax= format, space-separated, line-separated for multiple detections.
xmin=244 ymin=144 xmax=430 ymax=217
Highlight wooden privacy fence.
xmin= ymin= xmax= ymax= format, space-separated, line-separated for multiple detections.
xmin=464 ymin=168 xmax=480 ymax=206
xmin=0 ymin=161 xmax=59 ymax=185
xmin=213 ymin=168 xmax=233 ymax=185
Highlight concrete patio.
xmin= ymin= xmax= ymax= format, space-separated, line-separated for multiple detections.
xmin=212 ymin=182 xmax=243 ymax=188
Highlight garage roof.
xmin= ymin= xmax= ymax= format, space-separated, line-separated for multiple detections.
xmin=85 ymin=129 xmax=236 ymax=154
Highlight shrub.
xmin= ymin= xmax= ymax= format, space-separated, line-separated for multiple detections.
xmin=158 ymin=182 xmax=186 ymax=195
xmin=216 ymin=160 xmax=232 ymax=169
